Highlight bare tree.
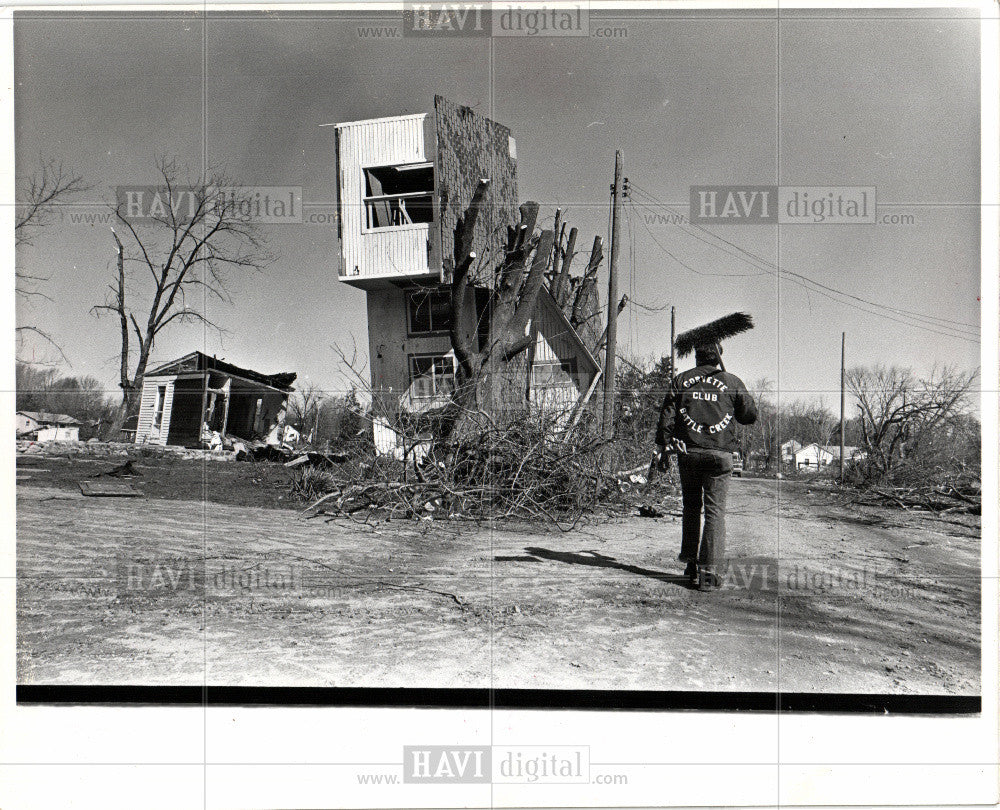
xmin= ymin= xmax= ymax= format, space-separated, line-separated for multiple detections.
xmin=15 ymin=159 xmax=89 ymax=361
xmin=16 ymin=361 xmax=121 ymax=439
xmin=781 ymin=398 xmax=838 ymax=448
xmin=91 ymin=158 xmax=274 ymax=418
xmin=15 ymin=159 xmax=89 ymax=250
xmin=287 ymin=381 xmax=326 ymax=439
xmin=446 ymin=184 xmax=547 ymax=441
xmin=447 ymin=183 xmax=604 ymax=442
xmin=846 ymin=363 xmax=978 ymax=481
xmin=737 ymin=378 xmax=777 ymax=470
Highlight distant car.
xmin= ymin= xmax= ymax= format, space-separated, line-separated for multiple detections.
xmin=731 ymin=452 xmax=744 ymax=477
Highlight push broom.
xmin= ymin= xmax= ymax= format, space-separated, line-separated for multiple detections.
xmin=673 ymin=312 xmax=755 ymax=372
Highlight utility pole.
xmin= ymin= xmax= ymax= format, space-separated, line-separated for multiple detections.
xmin=602 ymin=150 xmax=624 ymax=438
xmin=670 ymin=306 xmax=676 ymax=376
xmin=840 ymin=331 xmax=846 ymax=482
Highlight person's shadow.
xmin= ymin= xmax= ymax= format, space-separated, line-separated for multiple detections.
xmin=495 ymin=547 xmax=692 ymax=588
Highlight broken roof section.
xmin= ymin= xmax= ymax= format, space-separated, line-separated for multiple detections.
xmin=333 ymin=95 xmax=518 ymax=290
xmin=144 ymin=351 xmax=296 ymax=392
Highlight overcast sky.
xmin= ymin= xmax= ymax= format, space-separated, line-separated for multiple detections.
xmin=13 ymin=7 xmax=982 ymax=405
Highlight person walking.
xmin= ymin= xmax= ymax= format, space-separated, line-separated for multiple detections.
xmin=655 ymin=341 xmax=757 ymax=590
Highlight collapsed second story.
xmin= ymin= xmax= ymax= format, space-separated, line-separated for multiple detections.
xmin=333 ymin=95 xmax=518 ymax=289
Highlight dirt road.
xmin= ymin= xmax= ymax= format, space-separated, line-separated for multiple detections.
xmin=16 ymin=475 xmax=980 ymax=693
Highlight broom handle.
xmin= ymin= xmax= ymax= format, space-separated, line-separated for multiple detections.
xmin=715 ymin=342 xmax=726 ymax=372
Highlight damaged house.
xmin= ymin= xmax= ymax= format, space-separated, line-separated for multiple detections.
xmin=133 ymin=351 xmax=296 ymax=447
xmin=16 ymin=411 xmax=82 ymax=442
xmin=332 ymin=96 xmax=604 ymax=453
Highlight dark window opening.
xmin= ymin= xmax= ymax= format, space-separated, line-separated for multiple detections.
xmin=152 ymin=385 xmax=167 ymax=431
xmin=363 ymin=163 xmax=434 ymax=230
xmin=407 ymin=289 xmax=451 ymax=334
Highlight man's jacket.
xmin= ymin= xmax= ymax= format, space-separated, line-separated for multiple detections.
xmin=656 ymin=364 xmax=758 ymax=453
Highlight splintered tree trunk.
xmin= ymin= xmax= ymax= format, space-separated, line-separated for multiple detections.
xmin=446 ymin=183 xmax=555 ymax=445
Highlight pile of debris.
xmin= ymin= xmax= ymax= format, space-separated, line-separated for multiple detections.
xmin=15 ymin=438 xmax=237 ymax=462
xmin=293 ymin=422 xmax=678 ymax=528
xmin=856 ymin=482 xmax=981 ymax=516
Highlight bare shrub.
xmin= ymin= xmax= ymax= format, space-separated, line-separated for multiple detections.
xmin=289 ymin=466 xmax=339 ymax=502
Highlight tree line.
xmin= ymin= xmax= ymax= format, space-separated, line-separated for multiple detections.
xmin=15 ymin=363 xmax=121 ymax=440
xmin=615 ymin=357 xmax=979 ymax=488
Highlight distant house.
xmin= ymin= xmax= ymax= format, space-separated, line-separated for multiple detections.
xmin=331 ymin=96 xmax=602 ymax=453
xmin=822 ymin=444 xmax=863 ymax=462
xmin=133 ymin=352 xmax=296 ymax=448
xmin=792 ymin=442 xmax=835 ymax=469
xmin=780 ymin=439 xmax=803 ymax=465
xmin=16 ymin=411 xmax=82 ymax=442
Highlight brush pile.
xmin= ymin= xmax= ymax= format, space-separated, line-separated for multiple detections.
xmin=293 ymin=416 xmax=674 ymax=528
xmin=855 ymin=481 xmax=981 ymax=516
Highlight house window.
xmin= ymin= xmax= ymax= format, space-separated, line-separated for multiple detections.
xmin=363 ymin=163 xmax=434 ymax=230
xmin=531 ymin=358 xmax=578 ymax=389
xmin=152 ymin=385 xmax=167 ymax=431
xmin=408 ymin=354 xmax=456 ymax=399
xmin=407 ymin=289 xmax=451 ymax=334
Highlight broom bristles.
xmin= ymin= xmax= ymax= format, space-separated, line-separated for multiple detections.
xmin=675 ymin=312 xmax=754 ymax=357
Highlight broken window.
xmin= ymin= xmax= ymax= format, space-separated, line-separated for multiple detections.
xmin=152 ymin=385 xmax=167 ymax=431
xmin=531 ymin=358 xmax=579 ymax=389
xmin=407 ymin=289 xmax=451 ymax=334
xmin=363 ymin=163 xmax=434 ymax=230
xmin=408 ymin=354 xmax=455 ymax=399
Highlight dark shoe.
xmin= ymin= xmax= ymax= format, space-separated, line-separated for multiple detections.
xmin=683 ymin=562 xmax=698 ymax=585
xmin=698 ymin=568 xmax=723 ymax=591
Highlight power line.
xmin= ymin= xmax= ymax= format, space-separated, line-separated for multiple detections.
xmin=628 ymin=182 xmax=980 ymax=332
xmin=627 ymin=183 xmax=980 ymax=343
xmin=631 ymin=194 xmax=978 ymax=340
xmin=633 ymin=207 xmax=979 ymax=344
xmin=632 ymin=201 xmax=771 ymax=279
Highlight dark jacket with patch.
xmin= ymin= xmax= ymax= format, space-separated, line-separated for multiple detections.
xmin=655 ymin=364 xmax=758 ymax=453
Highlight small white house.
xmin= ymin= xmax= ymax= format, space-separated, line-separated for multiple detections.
xmin=780 ymin=439 xmax=803 ymax=465
xmin=792 ymin=442 xmax=835 ymax=469
xmin=16 ymin=411 xmax=81 ymax=442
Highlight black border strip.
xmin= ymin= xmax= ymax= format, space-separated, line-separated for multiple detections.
xmin=15 ymin=686 xmax=980 ymax=713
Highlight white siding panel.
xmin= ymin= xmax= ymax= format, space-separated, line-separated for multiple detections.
xmin=158 ymin=380 xmax=175 ymax=446
xmin=134 ymin=380 xmax=158 ymax=443
xmin=337 ymin=115 xmax=432 ymax=282
xmin=372 ymin=416 xmax=399 ymax=455
xmin=528 ymin=298 xmax=602 ymax=418
xmin=135 ymin=376 xmax=176 ymax=445
xmin=529 ymin=330 xmax=580 ymax=414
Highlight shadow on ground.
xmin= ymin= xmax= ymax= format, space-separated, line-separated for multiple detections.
xmin=496 ymin=547 xmax=692 ymax=587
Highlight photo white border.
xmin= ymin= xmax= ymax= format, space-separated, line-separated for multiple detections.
xmin=1 ymin=1 xmax=997 ymax=808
